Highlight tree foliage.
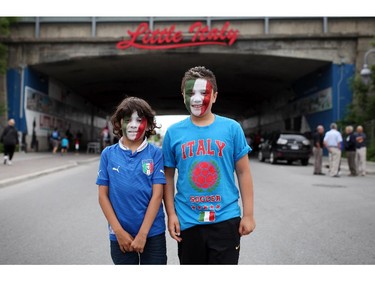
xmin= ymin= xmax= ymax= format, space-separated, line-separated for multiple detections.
xmin=341 ymin=40 xmax=375 ymax=161
xmin=1 ymin=17 xmax=17 ymax=117
xmin=0 ymin=17 xmax=18 ymax=74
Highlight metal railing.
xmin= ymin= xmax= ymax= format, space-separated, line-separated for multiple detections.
xmin=15 ymin=16 xmax=332 ymax=38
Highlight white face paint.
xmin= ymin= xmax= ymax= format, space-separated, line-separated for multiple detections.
xmin=188 ymin=79 xmax=210 ymax=117
xmin=122 ymin=111 xmax=147 ymax=141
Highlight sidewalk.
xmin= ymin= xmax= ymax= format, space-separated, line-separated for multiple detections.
xmin=0 ymin=151 xmax=100 ymax=188
xmin=321 ymin=156 xmax=375 ymax=176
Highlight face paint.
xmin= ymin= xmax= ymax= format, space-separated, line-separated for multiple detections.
xmin=184 ymin=78 xmax=213 ymax=117
xmin=122 ymin=111 xmax=147 ymax=141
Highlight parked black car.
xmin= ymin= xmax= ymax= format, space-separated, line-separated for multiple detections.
xmin=257 ymin=132 xmax=312 ymax=165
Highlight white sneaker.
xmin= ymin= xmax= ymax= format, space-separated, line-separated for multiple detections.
xmin=3 ymin=156 xmax=8 ymax=165
xmin=7 ymin=160 xmax=12 ymax=165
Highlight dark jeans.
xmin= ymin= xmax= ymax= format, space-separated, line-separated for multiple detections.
xmin=178 ymin=217 xmax=241 ymax=264
xmin=3 ymin=144 xmax=16 ymax=160
xmin=110 ymin=233 xmax=167 ymax=265
xmin=346 ymin=150 xmax=356 ymax=175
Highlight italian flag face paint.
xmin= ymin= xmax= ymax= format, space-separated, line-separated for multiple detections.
xmin=198 ymin=211 xmax=215 ymax=222
xmin=184 ymin=78 xmax=213 ymax=117
xmin=122 ymin=111 xmax=147 ymax=141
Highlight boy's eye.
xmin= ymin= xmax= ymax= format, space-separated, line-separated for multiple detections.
xmin=188 ymin=90 xmax=207 ymax=96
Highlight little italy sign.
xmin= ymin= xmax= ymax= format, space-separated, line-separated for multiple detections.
xmin=116 ymin=21 xmax=239 ymax=50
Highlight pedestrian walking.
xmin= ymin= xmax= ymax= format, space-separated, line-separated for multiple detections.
xmin=323 ymin=122 xmax=343 ymax=177
xmin=355 ymin=125 xmax=367 ymax=176
xmin=96 ymin=96 xmax=167 ymax=265
xmin=162 ymin=66 xmax=256 ymax=264
xmin=60 ymin=135 xmax=69 ymax=155
xmin=312 ymin=125 xmax=325 ymax=175
xmin=344 ymin=125 xmax=357 ymax=176
xmin=101 ymin=125 xmax=111 ymax=150
xmin=1 ymin=118 xmax=19 ymax=165
xmin=51 ymin=127 xmax=60 ymax=154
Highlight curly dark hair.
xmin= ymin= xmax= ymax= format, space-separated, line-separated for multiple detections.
xmin=181 ymin=66 xmax=218 ymax=94
xmin=110 ymin=96 xmax=160 ymax=139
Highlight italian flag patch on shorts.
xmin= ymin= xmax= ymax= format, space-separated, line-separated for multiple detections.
xmin=198 ymin=211 xmax=215 ymax=222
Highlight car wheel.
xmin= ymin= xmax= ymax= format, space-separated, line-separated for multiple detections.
xmin=258 ymin=151 xmax=265 ymax=162
xmin=270 ymin=152 xmax=277 ymax=164
xmin=301 ymin=158 xmax=309 ymax=166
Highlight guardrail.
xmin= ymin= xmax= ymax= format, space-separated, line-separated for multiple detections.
xmin=16 ymin=16 xmax=331 ymax=38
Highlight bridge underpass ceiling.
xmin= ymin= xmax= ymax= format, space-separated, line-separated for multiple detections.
xmin=30 ymin=53 xmax=330 ymax=119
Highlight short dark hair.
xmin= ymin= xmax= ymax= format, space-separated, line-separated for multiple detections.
xmin=181 ymin=66 xmax=218 ymax=94
xmin=110 ymin=96 xmax=160 ymax=138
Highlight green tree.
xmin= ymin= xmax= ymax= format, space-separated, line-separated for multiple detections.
xmin=0 ymin=17 xmax=18 ymax=117
xmin=341 ymin=40 xmax=375 ymax=161
xmin=0 ymin=17 xmax=17 ymax=74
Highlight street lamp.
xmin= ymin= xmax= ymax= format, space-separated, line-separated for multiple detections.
xmin=360 ymin=48 xmax=375 ymax=85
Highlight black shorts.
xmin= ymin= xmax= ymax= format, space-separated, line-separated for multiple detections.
xmin=177 ymin=217 xmax=241 ymax=264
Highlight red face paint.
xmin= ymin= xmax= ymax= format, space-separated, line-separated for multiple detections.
xmin=122 ymin=111 xmax=147 ymax=141
xmin=135 ymin=117 xmax=147 ymax=140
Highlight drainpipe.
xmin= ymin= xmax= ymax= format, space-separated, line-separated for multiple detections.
xmin=19 ymin=64 xmax=26 ymax=120
xmin=149 ymin=17 xmax=154 ymax=31
xmin=323 ymin=17 xmax=328 ymax=34
xmin=91 ymin=17 xmax=96 ymax=37
xmin=264 ymin=17 xmax=269 ymax=34
xmin=35 ymin=17 xmax=40 ymax=38
xmin=337 ymin=61 xmax=344 ymax=121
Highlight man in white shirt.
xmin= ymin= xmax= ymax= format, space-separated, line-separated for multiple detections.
xmin=323 ymin=123 xmax=343 ymax=177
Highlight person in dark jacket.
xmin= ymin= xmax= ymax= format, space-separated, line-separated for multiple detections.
xmin=344 ymin=125 xmax=357 ymax=176
xmin=312 ymin=125 xmax=325 ymax=175
xmin=1 ymin=118 xmax=19 ymax=165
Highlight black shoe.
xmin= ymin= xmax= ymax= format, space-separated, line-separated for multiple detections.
xmin=318 ymin=172 xmax=325 ymax=175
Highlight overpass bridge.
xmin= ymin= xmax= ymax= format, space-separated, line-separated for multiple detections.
xmin=1 ymin=17 xmax=375 ymax=151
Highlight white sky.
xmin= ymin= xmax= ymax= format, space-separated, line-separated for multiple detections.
xmin=155 ymin=114 xmax=189 ymax=136
xmin=1 ymin=1 xmax=371 ymax=16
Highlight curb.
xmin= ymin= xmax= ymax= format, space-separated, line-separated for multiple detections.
xmin=0 ymin=157 xmax=100 ymax=188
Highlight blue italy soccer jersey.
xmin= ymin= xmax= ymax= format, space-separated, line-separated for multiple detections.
xmin=96 ymin=139 xmax=166 ymax=241
xmin=162 ymin=115 xmax=251 ymax=231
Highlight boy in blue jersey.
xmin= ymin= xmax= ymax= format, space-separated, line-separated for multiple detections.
xmin=96 ymin=97 xmax=167 ymax=265
xmin=163 ymin=66 xmax=256 ymax=264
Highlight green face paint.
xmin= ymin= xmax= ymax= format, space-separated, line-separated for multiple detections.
xmin=183 ymin=79 xmax=196 ymax=113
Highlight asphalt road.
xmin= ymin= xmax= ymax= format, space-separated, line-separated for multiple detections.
xmin=1 ymin=158 xmax=375 ymax=265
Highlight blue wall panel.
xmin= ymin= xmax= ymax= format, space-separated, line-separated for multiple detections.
xmin=6 ymin=68 xmax=22 ymax=131
xmin=293 ymin=63 xmax=354 ymax=132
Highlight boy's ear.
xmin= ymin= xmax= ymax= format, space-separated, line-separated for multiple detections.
xmin=212 ymin=91 xmax=218 ymax=103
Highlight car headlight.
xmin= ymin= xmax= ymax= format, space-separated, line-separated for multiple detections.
xmin=302 ymin=139 xmax=310 ymax=145
xmin=276 ymin=138 xmax=288 ymax=145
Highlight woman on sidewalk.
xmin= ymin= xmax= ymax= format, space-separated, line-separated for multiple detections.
xmin=1 ymin=119 xmax=19 ymax=165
